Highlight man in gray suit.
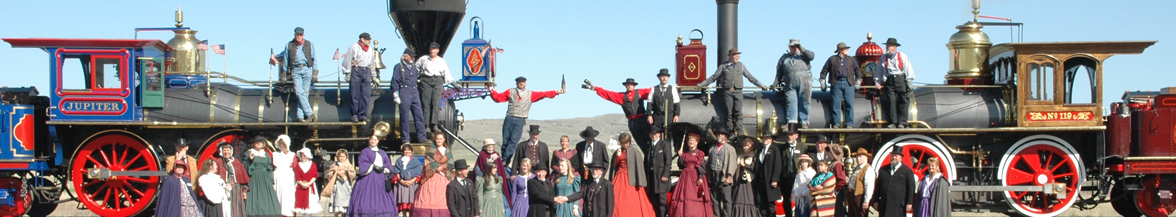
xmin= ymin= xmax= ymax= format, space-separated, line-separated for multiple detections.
xmin=707 ymin=125 xmax=738 ymax=216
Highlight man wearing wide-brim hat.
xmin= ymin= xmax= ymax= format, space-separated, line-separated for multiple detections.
xmin=697 ymin=48 xmax=768 ymax=134
xmin=574 ymin=126 xmax=609 ymax=180
xmin=647 ymin=68 xmax=681 ymax=142
xmin=487 ymin=75 xmax=566 ymax=165
xmin=512 ymin=124 xmax=551 ymax=172
xmin=873 ymin=37 xmax=916 ymax=128
xmin=848 ymin=147 xmax=876 ymax=217
xmin=586 ymin=77 xmax=654 ymax=151
xmin=820 ymin=42 xmax=863 ymax=128
xmin=774 ymin=38 xmax=818 ymax=129
xmin=872 ymin=146 xmax=917 ymax=217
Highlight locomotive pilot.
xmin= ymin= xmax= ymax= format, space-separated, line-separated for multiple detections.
xmin=697 ymin=48 xmax=768 ymax=134
xmin=391 ymin=48 xmax=429 ymax=143
xmin=774 ymin=39 xmax=816 ymax=129
xmin=873 ymin=38 xmax=915 ymax=128
xmin=341 ymin=32 xmax=377 ymax=122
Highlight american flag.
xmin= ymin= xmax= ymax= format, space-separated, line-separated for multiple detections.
xmin=197 ymin=40 xmax=209 ymax=51
xmin=211 ymin=44 xmax=225 ymax=55
xmin=332 ymin=48 xmax=340 ymax=60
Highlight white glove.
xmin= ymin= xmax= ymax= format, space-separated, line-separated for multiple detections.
xmin=393 ymin=92 xmax=402 ymax=104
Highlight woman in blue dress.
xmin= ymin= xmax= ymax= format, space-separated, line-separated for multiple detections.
xmin=554 ymin=160 xmax=581 ymax=217
xmin=346 ymin=134 xmax=397 ymax=216
xmin=510 ymin=159 xmax=534 ymax=217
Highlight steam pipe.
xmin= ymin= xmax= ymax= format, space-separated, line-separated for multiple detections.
xmin=716 ymin=0 xmax=738 ymax=63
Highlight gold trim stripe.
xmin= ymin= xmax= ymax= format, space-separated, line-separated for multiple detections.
xmin=233 ymin=89 xmax=242 ymax=123
xmin=208 ymin=84 xmax=218 ymax=123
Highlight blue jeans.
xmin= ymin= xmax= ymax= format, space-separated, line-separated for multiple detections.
xmin=292 ymin=67 xmax=314 ymax=118
xmin=830 ymin=79 xmax=855 ymax=127
xmin=783 ymin=77 xmax=812 ymax=124
xmin=501 ymin=116 xmax=526 ymax=164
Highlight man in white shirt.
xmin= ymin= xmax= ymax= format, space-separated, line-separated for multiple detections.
xmin=848 ymin=148 xmax=876 ymax=217
xmin=873 ymin=38 xmax=915 ymax=128
xmin=414 ymin=42 xmax=455 ymax=131
xmin=342 ymin=33 xmax=377 ymax=122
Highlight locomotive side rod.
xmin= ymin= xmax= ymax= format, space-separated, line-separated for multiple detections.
xmin=85 ymin=168 xmax=167 ymax=179
xmin=951 ymin=183 xmax=1068 ymax=199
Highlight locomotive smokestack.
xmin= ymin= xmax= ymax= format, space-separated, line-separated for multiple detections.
xmin=716 ymin=0 xmax=738 ymax=63
xmin=388 ymin=0 xmax=466 ymax=57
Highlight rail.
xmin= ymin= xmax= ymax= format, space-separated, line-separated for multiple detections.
xmin=439 ymin=125 xmax=479 ymax=155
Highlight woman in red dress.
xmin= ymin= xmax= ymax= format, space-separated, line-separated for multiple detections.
xmin=292 ymin=148 xmax=321 ymax=215
xmin=669 ymin=133 xmax=715 ymax=217
xmin=611 ymin=133 xmax=655 ymax=216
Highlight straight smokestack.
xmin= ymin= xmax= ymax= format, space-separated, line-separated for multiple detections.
xmin=716 ymin=0 xmax=738 ymax=63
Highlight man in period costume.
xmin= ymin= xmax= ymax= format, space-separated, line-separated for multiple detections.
xmin=211 ymin=142 xmax=249 ymax=217
xmin=697 ymin=48 xmax=768 ymax=134
xmin=416 ymin=42 xmax=455 ymax=131
xmin=707 ymin=125 xmax=738 ymax=217
xmin=562 ymin=162 xmax=614 ymax=217
xmin=848 ymin=148 xmax=876 ymax=217
xmin=165 ymin=138 xmax=198 ymax=180
xmin=809 ymin=134 xmax=834 ymax=163
xmin=872 ymin=147 xmax=917 ymax=217
xmin=645 ymin=126 xmax=674 ymax=217
xmin=819 ymin=42 xmax=862 ymax=128
xmin=341 ymin=32 xmax=376 ymax=122
xmin=873 ymin=38 xmax=915 ymax=128
xmin=588 ymin=77 xmax=652 ymax=151
xmin=155 ymin=159 xmax=202 ymax=217
xmin=488 ymin=76 xmax=565 ymax=165
xmin=777 ymin=126 xmax=803 ymax=217
xmin=513 ymin=125 xmax=551 ymax=172
xmin=283 ymin=27 xmax=316 ymax=122
xmin=574 ymin=126 xmax=609 ymax=181
xmin=447 ymin=159 xmax=479 ymax=217
xmin=647 ymin=69 xmax=680 ymax=143
xmin=391 ymin=48 xmax=429 ymax=143
xmin=774 ymin=39 xmax=817 ymax=129
xmin=754 ymin=131 xmax=784 ymax=217
xmin=528 ymin=163 xmax=560 ymax=217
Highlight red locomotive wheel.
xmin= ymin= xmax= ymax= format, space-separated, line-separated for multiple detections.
xmin=70 ymin=133 xmax=160 ymax=217
xmin=0 ymin=177 xmax=32 ymax=216
xmin=869 ymin=135 xmax=957 ymax=182
xmin=999 ymin=135 xmax=1084 ymax=217
xmin=1136 ymin=175 xmax=1176 ymax=217
xmin=197 ymin=133 xmax=249 ymax=172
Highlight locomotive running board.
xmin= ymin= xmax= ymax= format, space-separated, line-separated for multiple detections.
xmin=951 ymin=183 xmax=1068 ymax=198
xmin=800 ymin=126 xmax=1105 ymax=133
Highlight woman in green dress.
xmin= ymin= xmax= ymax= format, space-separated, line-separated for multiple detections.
xmin=478 ymin=164 xmax=507 ymax=217
xmin=554 ymin=159 xmax=582 ymax=217
xmin=243 ymin=136 xmax=281 ymax=215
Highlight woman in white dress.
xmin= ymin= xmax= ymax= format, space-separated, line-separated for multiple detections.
xmin=197 ymin=159 xmax=230 ymax=217
xmin=272 ymin=134 xmax=298 ymax=216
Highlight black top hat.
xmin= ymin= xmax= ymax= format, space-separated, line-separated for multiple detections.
xmin=532 ymin=163 xmax=549 ymax=171
xmin=622 ymin=78 xmax=638 ymax=86
xmin=713 ymin=124 xmax=730 ymax=135
xmin=359 ymin=32 xmax=371 ymax=40
xmin=760 ymin=130 xmax=775 ymax=139
xmin=174 ymin=138 xmax=189 ymax=148
xmin=429 ymin=42 xmax=441 ymax=49
xmin=727 ymin=48 xmax=741 ymax=56
xmin=890 ymin=146 xmax=904 ymax=156
xmin=528 ymin=125 xmax=541 ymax=134
xmin=657 ymin=68 xmax=671 ymax=77
xmin=248 ymin=135 xmax=268 ymax=144
xmin=814 ymin=134 xmax=830 ymax=144
xmin=294 ymin=27 xmax=305 ymax=35
xmin=784 ymin=124 xmax=799 ymax=134
xmin=835 ymin=42 xmax=850 ymax=53
xmin=580 ymin=126 xmax=600 ymax=139
xmin=516 ymin=76 xmax=527 ymax=82
xmin=403 ymin=48 xmax=415 ymax=55
xmin=454 ymin=159 xmax=470 ymax=170
xmin=587 ymin=162 xmax=607 ymax=169
xmin=884 ymin=38 xmax=901 ymax=46
xmin=649 ymin=125 xmax=664 ymax=134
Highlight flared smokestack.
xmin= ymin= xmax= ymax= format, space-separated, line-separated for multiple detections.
xmin=716 ymin=0 xmax=738 ymax=63
xmin=389 ymin=0 xmax=466 ymax=57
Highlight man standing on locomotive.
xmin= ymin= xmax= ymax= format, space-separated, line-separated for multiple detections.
xmin=486 ymin=76 xmax=564 ymax=165
xmin=415 ymin=42 xmax=455 ymax=132
xmin=391 ymin=48 xmax=429 ymax=143
xmin=774 ymin=39 xmax=816 ymax=129
xmin=647 ymin=68 xmax=680 ymax=142
xmin=285 ymin=27 xmax=316 ymax=123
xmin=697 ymin=48 xmax=768 ymax=134
xmin=819 ymin=42 xmax=862 ymax=128
xmin=341 ymin=32 xmax=376 ymax=122
xmin=874 ymin=38 xmax=915 ymax=128
xmin=587 ymin=77 xmax=652 ymax=151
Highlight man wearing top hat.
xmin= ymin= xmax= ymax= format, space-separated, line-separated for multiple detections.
xmin=774 ymin=39 xmax=817 ymax=129
xmin=416 ymin=41 xmax=455 ymax=131
xmin=391 ymin=47 xmax=429 ymax=143
xmin=697 ymin=48 xmax=768 ymax=134
xmin=707 ymin=125 xmax=739 ymax=217
xmin=560 ymin=162 xmax=614 ymax=217
xmin=282 ymin=27 xmax=316 ymax=122
xmin=165 ymin=138 xmax=198 ymax=180
xmin=847 ymin=148 xmax=877 ymax=217
xmin=528 ymin=163 xmax=562 ymax=217
xmin=754 ymin=130 xmax=785 ymax=217
xmin=820 ymin=42 xmax=863 ymax=128
xmin=872 ymin=146 xmax=916 ymax=217
xmin=873 ymin=38 xmax=916 ymax=128
xmin=514 ymin=125 xmax=551 ymax=172
xmin=342 ymin=32 xmax=377 ymax=122
xmin=809 ymin=134 xmax=835 ymax=163
xmin=777 ymin=125 xmax=804 ymax=217
xmin=488 ymin=76 xmax=565 ymax=165
xmin=447 ymin=159 xmax=480 ymax=217
xmin=587 ymin=77 xmax=653 ymax=152
xmin=645 ymin=126 xmax=674 ymax=217
xmin=574 ymin=126 xmax=610 ymax=181
xmin=646 ymin=68 xmax=681 ymax=141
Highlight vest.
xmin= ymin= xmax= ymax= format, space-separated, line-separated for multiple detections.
xmin=650 ymin=85 xmax=675 ymax=115
xmin=718 ymin=62 xmax=746 ymax=89
xmin=853 ymin=163 xmax=870 ymax=196
xmin=286 ymin=40 xmax=315 ymax=70
xmin=506 ymin=88 xmax=533 ymax=118
xmin=621 ymin=91 xmax=646 ymax=117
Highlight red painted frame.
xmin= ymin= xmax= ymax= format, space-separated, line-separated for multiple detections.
xmin=53 ymin=48 xmax=130 ymax=97
xmin=56 ymin=97 xmax=128 ymax=115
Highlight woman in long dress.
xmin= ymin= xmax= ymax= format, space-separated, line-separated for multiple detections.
xmin=550 ymin=135 xmax=579 ymax=180
xmin=156 ymin=158 xmax=202 ymax=217
xmin=412 ymin=132 xmax=453 ymax=217
xmin=668 ymin=134 xmax=715 ymax=217
xmin=809 ymin=160 xmax=837 ymax=217
xmin=510 ymin=159 xmax=535 ymax=217
xmin=324 ymin=149 xmax=355 ymax=217
xmin=347 ymin=134 xmax=398 ymax=216
xmin=913 ymin=157 xmax=952 ymax=217
xmin=611 ymin=133 xmax=655 ymax=217
xmin=478 ymin=164 xmax=508 ymax=217
xmin=197 ymin=159 xmax=229 ymax=217
xmin=792 ymin=155 xmax=815 ymax=217
xmin=393 ymin=144 xmax=424 ymax=215
xmin=273 ymin=134 xmax=298 ymax=217
xmin=731 ymin=137 xmax=759 ymax=217
xmin=244 ymin=136 xmax=282 ymax=216
xmin=553 ymin=160 xmax=581 ymax=217
xmin=293 ymin=148 xmax=322 ymax=215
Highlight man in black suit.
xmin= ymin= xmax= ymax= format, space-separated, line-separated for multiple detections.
xmin=574 ymin=126 xmax=609 ymax=180
xmin=645 ymin=126 xmax=674 ymax=217
xmin=514 ymin=125 xmax=551 ymax=171
xmin=809 ymin=134 xmax=834 ymax=163
xmin=872 ymin=147 xmax=916 ymax=217
xmin=562 ymin=162 xmax=614 ymax=217
xmin=755 ymin=130 xmax=784 ymax=217
xmin=528 ymin=163 xmax=560 ymax=217
xmin=447 ymin=159 xmax=480 ymax=217
xmin=777 ymin=126 xmax=802 ymax=217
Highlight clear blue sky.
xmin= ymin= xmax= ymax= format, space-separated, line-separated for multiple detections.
xmin=1 ymin=0 xmax=1171 ymax=120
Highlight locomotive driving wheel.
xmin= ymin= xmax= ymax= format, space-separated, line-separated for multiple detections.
xmin=70 ymin=132 xmax=160 ymax=216
xmin=869 ymin=135 xmax=957 ymax=182
xmin=0 ymin=177 xmax=32 ymax=216
xmin=197 ymin=131 xmax=249 ymax=171
xmin=998 ymin=135 xmax=1084 ymax=217
xmin=1136 ymin=175 xmax=1176 ymax=217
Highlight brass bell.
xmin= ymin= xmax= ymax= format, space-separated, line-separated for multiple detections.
xmin=373 ymin=40 xmax=387 ymax=69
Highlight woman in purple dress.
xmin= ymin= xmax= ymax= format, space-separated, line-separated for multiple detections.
xmin=913 ymin=157 xmax=951 ymax=217
xmin=346 ymin=134 xmax=397 ymax=216
xmin=510 ymin=159 xmax=534 ymax=217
